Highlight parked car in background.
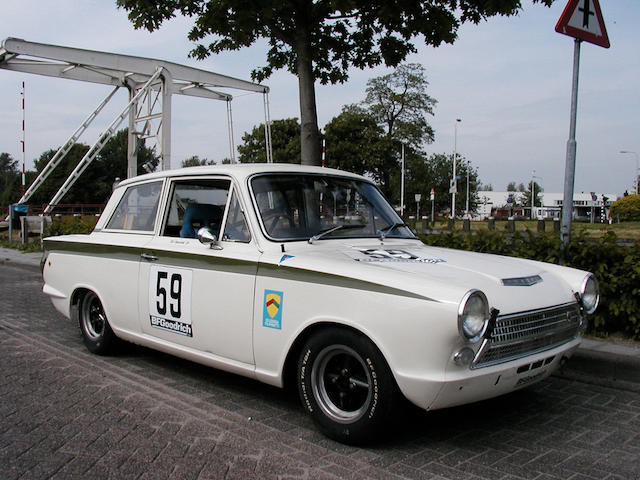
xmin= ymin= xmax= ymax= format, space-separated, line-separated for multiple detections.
xmin=42 ymin=164 xmax=599 ymax=443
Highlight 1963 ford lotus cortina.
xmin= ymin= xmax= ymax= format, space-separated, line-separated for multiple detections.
xmin=42 ymin=164 xmax=599 ymax=443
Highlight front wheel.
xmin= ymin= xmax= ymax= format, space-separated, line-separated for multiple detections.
xmin=77 ymin=291 xmax=116 ymax=355
xmin=297 ymin=328 xmax=399 ymax=444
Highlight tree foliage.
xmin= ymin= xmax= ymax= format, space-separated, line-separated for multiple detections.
xmin=323 ymin=105 xmax=384 ymax=176
xmin=238 ymin=118 xmax=300 ymax=164
xmin=28 ymin=129 xmax=158 ymax=206
xmin=610 ymin=194 xmax=640 ymax=221
xmin=182 ymin=155 xmax=216 ymax=167
xmin=400 ymin=153 xmax=478 ymax=215
xmin=0 ymin=152 xmax=21 ymax=206
xmin=116 ymin=0 xmax=553 ymax=166
xmin=363 ymin=63 xmax=436 ymax=148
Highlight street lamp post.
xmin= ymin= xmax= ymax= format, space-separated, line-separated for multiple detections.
xmin=620 ymin=150 xmax=639 ymax=194
xmin=451 ymin=118 xmax=461 ymax=218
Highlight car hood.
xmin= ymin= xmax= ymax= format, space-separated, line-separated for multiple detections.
xmin=263 ymin=239 xmax=584 ymax=315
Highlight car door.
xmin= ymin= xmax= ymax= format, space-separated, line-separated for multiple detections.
xmin=95 ymin=179 xmax=164 ymax=335
xmin=138 ymin=176 xmax=259 ymax=366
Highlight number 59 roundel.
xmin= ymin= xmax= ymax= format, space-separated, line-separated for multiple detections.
xmin=148 ymin=266 xmax=193 ymax=337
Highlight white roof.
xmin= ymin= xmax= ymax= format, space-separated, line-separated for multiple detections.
xmin=117 ymin=163 xmax=368 ymax=187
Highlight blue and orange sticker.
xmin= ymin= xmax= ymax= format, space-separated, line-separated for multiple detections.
xmin=263 ymin=290 xmax=283 ymax=329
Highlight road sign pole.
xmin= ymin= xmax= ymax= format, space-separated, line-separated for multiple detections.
xmin=561 ymin=38 xmax=581 ymax=246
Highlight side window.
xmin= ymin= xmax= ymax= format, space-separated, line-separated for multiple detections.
xmin=222 ymin=190 xmax=251 ymax=243
xmin=162 ymin=179 xmax=230 ymax=238
xmin=106 ymin=181 xmax=162 ymax=232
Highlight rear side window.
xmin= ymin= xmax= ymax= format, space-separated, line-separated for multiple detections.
xmin=106 ymin=181 xmax=163 ymax=232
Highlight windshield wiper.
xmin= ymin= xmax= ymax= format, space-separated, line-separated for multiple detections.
xmin=308 ymin=224 xmax=366 ymax=244
xmin=378 ymin=222 xmax=410 ymax=241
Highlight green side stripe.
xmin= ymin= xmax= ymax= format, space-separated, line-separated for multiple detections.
xmin=44 ymin=239 xmax=435 ymax=302
xmin=258 ymin=263 xmax=436 ymax=302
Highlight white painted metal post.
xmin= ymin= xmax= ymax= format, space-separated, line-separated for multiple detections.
xmin=226 ymin=99 xmax=236 ymax=163
xmin=263 ymin=92 xmax=273 ymax=163
xmin=161 ymin=68 xmax=172 ymax=171
xmin=127 ymin=83 xmax=138 ymax=179
xmin=561 ymin=39 xmax=581 ymax=245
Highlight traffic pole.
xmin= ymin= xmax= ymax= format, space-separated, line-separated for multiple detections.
xmin=560 ymin=39 xmax=581 ymax=246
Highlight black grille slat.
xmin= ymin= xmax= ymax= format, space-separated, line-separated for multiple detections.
xmin=473 ymin=303 xmax=582 ymax=368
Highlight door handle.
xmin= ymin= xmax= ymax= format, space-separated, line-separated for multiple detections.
xmin=140 ymin=253 xmax=158 ymax=261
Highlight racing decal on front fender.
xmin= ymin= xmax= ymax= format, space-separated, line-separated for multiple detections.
xmin=263 ymin=290 xmax=283 ymax=329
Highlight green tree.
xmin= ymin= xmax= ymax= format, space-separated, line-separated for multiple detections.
xmin=182 ymin=155 xmax=216 ymax=167
xmin=322 ymin=105 xmax=385 ymax=176
xmin=238 ymin=118 xmax=300 ymax=163
xmin=610 ymin=194 xmax=640 ymax=221
xmin=30 ymin=144 xmax=91 ymax=206
xmin=0 ymin=152 xmax=21 ymax=206
xmin=117 ymin=0 xmax=552 ymax=166
xmin=363 ymin=63 xmax=436 ymax=148
xmin=359 ymin=63 xmax=437 ymax=199
xmin=522 ymin=181 xmax=543 ymax=210
xmin=400 ymin=153 xmax=478 ymax=216
xmin=506 ymin=182 xmax=517 ymax=191
xmin=28 ymin=129 xmax=158 ymax=206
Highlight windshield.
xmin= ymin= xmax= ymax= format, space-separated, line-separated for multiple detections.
xmin=250 ymin=173 xmax=415 ymax=241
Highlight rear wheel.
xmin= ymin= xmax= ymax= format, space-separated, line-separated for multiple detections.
xmin=297 ymin=328 xmax=399 ymax=444
xmin=78 ymin=291 xmax=115 ymax=355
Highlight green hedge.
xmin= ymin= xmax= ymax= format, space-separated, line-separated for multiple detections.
xmin=419 ymin=230 xmax=640 ymax=340
xmin=44 ymin=216 xmax=98 ymax=237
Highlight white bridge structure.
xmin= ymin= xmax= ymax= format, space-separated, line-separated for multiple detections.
xmin=0 ymin=37 xmax=272 ymax=213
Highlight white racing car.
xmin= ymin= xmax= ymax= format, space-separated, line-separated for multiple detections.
xmin=42 ymin=164 xmax=599 ymax=443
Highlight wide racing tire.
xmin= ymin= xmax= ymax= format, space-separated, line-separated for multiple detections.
xmin=297 ymin=327 xmax=399 ymax=444
xmin=77 ymin=291 xmax=116 ymax=355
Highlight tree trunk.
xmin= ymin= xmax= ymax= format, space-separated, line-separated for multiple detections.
xmin=295 ymin=12 xmax=321 ymax=166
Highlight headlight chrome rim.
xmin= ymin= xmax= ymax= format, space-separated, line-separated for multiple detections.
xmin=580 ymin=274 xmax=599 ymax=314
xmin=458 ymin=290 xmax=490 ymax=343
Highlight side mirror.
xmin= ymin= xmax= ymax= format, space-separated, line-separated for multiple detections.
xmin=197 ymin=227 xmax=223 ymax=250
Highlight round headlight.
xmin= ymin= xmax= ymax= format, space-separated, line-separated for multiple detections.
xmin=458 ymin=290 xmax=490 ymax=343
xmin=580 ymin=274 xmax=599 ymax=314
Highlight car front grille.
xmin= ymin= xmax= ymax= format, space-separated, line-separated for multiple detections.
xmin=472 ymin=303 xmax=583 ymax=369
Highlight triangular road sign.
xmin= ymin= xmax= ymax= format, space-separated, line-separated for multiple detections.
xmin=555 ymin=0 xmax=610 ymax=48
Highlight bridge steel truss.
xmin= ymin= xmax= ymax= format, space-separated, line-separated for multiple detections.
xmin=0 ymin=37 xmax=271 ymax=213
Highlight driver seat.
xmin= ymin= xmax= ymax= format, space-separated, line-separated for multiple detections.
xmin=179 ymin=203 xmax=222 ymax=238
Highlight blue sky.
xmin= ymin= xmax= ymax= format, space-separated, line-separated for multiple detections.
xmin=1 ymin=0 xmax=638 ymax=196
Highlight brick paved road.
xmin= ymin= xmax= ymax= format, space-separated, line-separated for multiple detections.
xmin=1 ymin=264 xmax=639 ymax=480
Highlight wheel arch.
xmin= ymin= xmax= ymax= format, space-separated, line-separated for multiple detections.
xmin=70 ymin=287 xmax=92 ymax=321
xmin=281 ymin=321 xmax=396 ymax=392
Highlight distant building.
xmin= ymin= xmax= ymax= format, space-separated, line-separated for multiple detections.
xmin=476 ymin=191 xmax=618 ymax=221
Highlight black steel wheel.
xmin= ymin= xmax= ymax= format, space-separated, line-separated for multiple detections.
xmin=77 ymin=291 xmax=116 ymax=355
xmin=297 ymin=328 xmax=399 ymax=444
